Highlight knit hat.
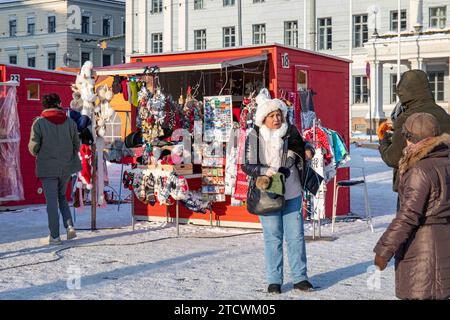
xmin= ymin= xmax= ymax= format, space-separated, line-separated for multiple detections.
xmin=255 ymin=98 xmax=288 ymax=127
xmin=402 ymin=112 xmax=441 ymax=143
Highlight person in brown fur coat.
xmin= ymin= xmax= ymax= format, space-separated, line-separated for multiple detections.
xmin=374 ymin=113 xmax=450 ymax=300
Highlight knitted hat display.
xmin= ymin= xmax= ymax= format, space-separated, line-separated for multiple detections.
xmin=112 ymin=75 xmax=122 ymax=94
xmin=80 ymin=127 xmax=94 ymax=145
xmin=170 ymin=175 xmax=189 ymax=200
xmin=145 ymin=173 xmax=156 ymax=206
xmin=71 ymin=61 xmax=97 ymax=117
xmin=69 ymin=109 xmax=92 ymax=132
xmin=180 ymin=190 xmax=211 ymax=213
xmin=133 ymin=172 xmax=148 ymax=204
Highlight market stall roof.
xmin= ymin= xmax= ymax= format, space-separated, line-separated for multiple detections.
xmin=94 ymin=54 xmax=268 ymax=76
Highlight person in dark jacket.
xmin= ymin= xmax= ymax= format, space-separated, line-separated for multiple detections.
xmin=374 ymin=113 xmax=450 ymax=300
xmin=28 ymin=94 xmax=82 ymax=245
xmin=242 ymin=97 xmax=314 ymax=294
xmin=379 ymin=69 xmax=450 ymax=194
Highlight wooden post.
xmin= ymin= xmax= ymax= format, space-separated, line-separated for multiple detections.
xmin=91 ymin=143 xmax=97 ymax=230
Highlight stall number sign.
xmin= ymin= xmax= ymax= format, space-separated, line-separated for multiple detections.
xmin=10 ymin=74 xmax=20 ymax=83
xmin=281 ymin=53 xmax=289 ymax=69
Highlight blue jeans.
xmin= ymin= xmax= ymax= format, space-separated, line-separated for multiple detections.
xmin=258 ymin=196 xmax=308 ymax=285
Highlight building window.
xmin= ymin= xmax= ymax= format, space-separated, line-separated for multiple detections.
xmin=151 ymin=33 xmax=163 ymax=53
xmin=223 ymin=27 xmax=236 ymax=48
xmin=390 ymin=10 xmax=407 ymax=31
xmin=48 ymin=16 xmax=56 ymax=33
xmin=104 ymin=112 xmax=122 ymax=144
xmin=152 ymin=0 xmax=163 ymax=14
xmin=284 ymin=21 xmax=298 ymax=47
xmin=27 ymin=83 xmax=40 ymax=100
xmin=428 ymin=72 xmax=445 ymax=102
xmin=27 ymin=17 xmax=36 ymax=35
xmin=194 ymin=29 xmax=207 ymax=50
xmin=122 ymin=18 xmax=125 ymax=34
xmin=318 ymin=18 xmax=332 ymax=50
xmin=194 ymin=0 xmax=203 ymax=10
xmin=353 ymin=76 xmax=368 ymax=104
xmin=81 ymin=16 xmax=90 ymax=34
xmin=9 ymin=19 xmax=17 ymax=37
xmin=353 ymin=14 xmax=368 ymax=48
xmin=9 ymin=55 xmax=17 ymax=64
xmin=103 ymin=18 xmax=111 ymax=37
xmin=223 ymin=0 xmax=235 ymax=7
xmin=103 ymin=54 xmax=112 ymax=67
xmin=252 ymin=24 xmax=266 ymax=45
xmin=391 ymin=74 xmax=398 ymax=103
xmin=253 ymin=0 xmax=265 ymax=3
xmin=81 ymin=52 xmax=91 ymax=65
xmin=48 ymin=52 xmax=56 ymax=70
xmin=28 ymin=56 xmax=36 ymax=68
xmin=429 ymin=7 xmax=447 ymax=29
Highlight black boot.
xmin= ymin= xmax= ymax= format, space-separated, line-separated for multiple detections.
xmin=294 ymin=280 xmax=313 ymax=291
xmin=267 ymin=284 xmax=281 ymax=294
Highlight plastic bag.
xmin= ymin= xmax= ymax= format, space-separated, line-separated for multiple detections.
xmin=0 ymin=83 xmax=24 ymax=201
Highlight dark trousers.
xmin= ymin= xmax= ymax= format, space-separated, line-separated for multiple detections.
xmin=41 ymin=176 xmax=74 ymax=238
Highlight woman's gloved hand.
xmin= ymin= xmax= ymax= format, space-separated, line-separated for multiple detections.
xmin=278 ymin=167 xmax=291 ymax=179
xmin=374 ymin=254 xmax=388 ymax=271
xmin=377 ymin=121 xmax=393 ymax=141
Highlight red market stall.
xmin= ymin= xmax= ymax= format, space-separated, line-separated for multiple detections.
xmin=0 ymin=64 xmax=76 ymax=207
xmin=95 ymin=44 xmax=351 ymax=228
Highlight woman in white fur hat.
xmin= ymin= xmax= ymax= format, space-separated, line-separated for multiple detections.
xmin=242 ymin=93 xmax=314 ymax=294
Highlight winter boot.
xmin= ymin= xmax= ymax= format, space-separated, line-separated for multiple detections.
xmin=267 ymin=284 xmax=281 ymax=294
xmin=67 ymin=226 xmax=77 ymax=240
xmin=40 ymin=235 xmax=62 ymax=245
xmin=293 ymin=280 xmax=314 ymax=291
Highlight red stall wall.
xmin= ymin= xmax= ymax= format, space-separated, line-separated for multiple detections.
xmin=1 ymin=65 xmax=76 ymax=207
xmin=274 ymin=46 xmax=350 ymax=216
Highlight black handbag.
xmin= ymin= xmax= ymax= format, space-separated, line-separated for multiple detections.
xmin=246 ymin=131 xmax=288 ymax=215
xmin=303 ymin=164 xmax=324 ymax=196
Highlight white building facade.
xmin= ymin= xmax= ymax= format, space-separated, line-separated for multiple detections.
xmin=0 ymin=0 xmax=125 ymax=70
xmin=126 ymin=0 xmax=450 ymax=131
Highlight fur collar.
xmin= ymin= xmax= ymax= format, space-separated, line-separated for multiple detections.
xmin=399 ymin=134 xmax=450 ymax=176
xmin=259 ymin=123 xmax=288 ymax=169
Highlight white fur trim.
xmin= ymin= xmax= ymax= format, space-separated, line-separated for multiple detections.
xmin=255 ymin=99 xmax=288 ymax=127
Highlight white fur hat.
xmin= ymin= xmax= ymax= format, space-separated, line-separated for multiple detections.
xmin=255 ymin=98 xmax=288 ymax=127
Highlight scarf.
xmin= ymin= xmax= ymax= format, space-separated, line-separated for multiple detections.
xmin=259 ymin=123 xmax=288 ymax=170
xmin=41 ymin=108 xmax=67 ymax=125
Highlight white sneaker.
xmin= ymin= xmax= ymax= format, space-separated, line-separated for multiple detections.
xmin=67 ymin=226 xmax=77 ymax=240
xmin=40 ymin=235 xmax=62 ymax=245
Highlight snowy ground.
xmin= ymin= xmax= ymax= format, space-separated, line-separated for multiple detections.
xmin=0 ymin=145 xmax=398 ymax=300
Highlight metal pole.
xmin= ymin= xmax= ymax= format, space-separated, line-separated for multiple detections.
xmin=349 ymin=0 xmax=353 ymax=135
xmin=210 ymin=207 xmax=213 ymax=227
xmin=304 ymin=0 xmax=307 ymax=49
xmin=91 ymin=143 xmax=97 ymax=230
xmin=397 ymin=0 xmax=401 ymax=92
xmin=176 ymin=200 xmax=179 ymax=237
xmin=118 ymin=111 xmax=130 ymax=212
xmin=368 ymin=77 xmax=372 ymax=143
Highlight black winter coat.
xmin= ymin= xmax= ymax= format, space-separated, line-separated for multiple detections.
xmin=242 ymin=125 xmax=309 ymax=187
xmin=379 ymin=70 xmax=450 ymax=192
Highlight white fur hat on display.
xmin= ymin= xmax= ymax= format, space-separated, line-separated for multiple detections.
xmin=255 ymin=98 xmax=288 ymax=127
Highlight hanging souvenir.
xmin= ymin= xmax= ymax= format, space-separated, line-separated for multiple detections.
xmin=203 ymin=95 xmax=233 ymax=142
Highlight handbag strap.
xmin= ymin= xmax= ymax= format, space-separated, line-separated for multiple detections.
xmin=281 ymin=129 xmax=289 ymax=167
